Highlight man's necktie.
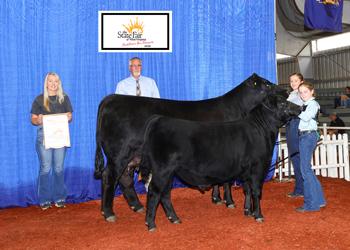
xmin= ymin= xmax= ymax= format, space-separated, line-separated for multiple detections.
xmin=136 ymin=79 xmax=141 ymax=96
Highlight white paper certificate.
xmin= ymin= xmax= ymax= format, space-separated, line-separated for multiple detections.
xmin=42 ymin=113 xmax=71 ymax=149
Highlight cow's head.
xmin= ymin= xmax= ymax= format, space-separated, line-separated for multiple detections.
xmin=245 ymin=73 xmax=288 ymax=99
xmin=261 ymin=94 xmax=301 ymax=126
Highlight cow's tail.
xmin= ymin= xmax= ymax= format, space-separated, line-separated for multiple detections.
xmin=94 ymin=99 xmax=106 ymax=179
xmin=140 ymin=115 xmax=162 ymax=190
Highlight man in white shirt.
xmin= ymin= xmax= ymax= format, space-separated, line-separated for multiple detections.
xmin=115 ymin=57 xmax=160 ymax=98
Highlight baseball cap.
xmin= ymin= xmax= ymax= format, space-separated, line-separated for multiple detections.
xmin=329 ymin=112 xmax=337 ymax=119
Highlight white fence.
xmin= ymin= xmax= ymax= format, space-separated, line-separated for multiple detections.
xmin=276 ymin=131 xmax=350 ymax=181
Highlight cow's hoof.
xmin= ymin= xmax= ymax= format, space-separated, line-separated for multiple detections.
xmin=255 ymin=218 xmax=265 ymax=223
xmin=243 ymin=208 xmax=253 ymax=217
xmin=105 ymin=215 xmax=118 ymax=222
xmin=211 ymin=196 xmax=223 ymax=205
xmin=167 ymin=217 xmax=181 ymax=224
xmin=148 ymin=226 xmax=157 ymax=232
xmin=227 ymin=204 xmax=236 ymax=209
xmin=136 ymin=207 xmax=146 ymax=213
xmin=146 ymin=222 xmax=157 ymax=232
xmin=212 ymin=200 xmax=223 ymax=205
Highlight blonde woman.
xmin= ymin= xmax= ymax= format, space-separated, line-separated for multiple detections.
xmin=30 ymin=73 xmax=73 ymax=210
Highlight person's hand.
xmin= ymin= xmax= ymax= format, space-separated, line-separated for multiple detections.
xmin=67 ymin=112 xmax=73 ymax=123
xmin=37 ymin=114 xmax=43 ymax=125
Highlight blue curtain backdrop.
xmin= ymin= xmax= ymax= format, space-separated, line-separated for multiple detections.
xmin=0 ymin=0 xmax=277 ymax=209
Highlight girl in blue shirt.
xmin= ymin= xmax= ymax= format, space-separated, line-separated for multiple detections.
xmin=296 ymin=82 xmax=326 ymax=212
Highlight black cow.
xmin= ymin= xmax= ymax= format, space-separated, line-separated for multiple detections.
xmin=94 ymin=73 xmax=288 ymax=222
xmin=140 ymin=95 xmax=301 ymax=231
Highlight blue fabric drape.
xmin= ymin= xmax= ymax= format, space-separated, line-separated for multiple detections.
xmin=0 ymin=0 xmax=277 ymax=209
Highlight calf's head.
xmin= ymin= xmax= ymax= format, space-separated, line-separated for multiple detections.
xmin=246 ymin=73 xmax=288 ymax=99
xmin=261 ymin=94 xmax=301 ymax=126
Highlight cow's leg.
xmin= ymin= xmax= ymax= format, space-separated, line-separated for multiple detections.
xmin=160 ymin=175 xmax=181 ymax=224
xmin=251 ymin=179 xmax=264 ymax=222
xmin=145 ymin=181 xmax=164 ymax=232
xmin=211 ymin=185 xmax=223 ymax=205
xmin=101 ymin=160 xmax=120 ymax=222
xmin=222 ymin=181 xmax=236 ymax=209
xmin=118 ymin=169 xmax=145 ymax=213
xmin=145 ymin=170 xmax=173 ymax=232
xmin=242 ymin=180 xmax=253 ymax=217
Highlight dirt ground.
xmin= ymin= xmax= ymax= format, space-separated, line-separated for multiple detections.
xmin=1 ymin=176 xmax=350 ymax=250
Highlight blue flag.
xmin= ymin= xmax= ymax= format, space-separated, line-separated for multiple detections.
xmin=304 ymin=0 xmax=343 ymax=33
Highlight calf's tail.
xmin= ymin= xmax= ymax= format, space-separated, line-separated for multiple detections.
xmin=94 ymin=100 xmax=106 ymax=179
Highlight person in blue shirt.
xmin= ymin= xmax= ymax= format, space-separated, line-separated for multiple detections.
xmin=286 ymin=73 xmax=304 ymax=198
xmin=296 ymin=82 xmax=326 ymax=212
xmin=115 ymin=57 xmax=160 ymax=186
xmin=115 ymin=57 xmax=160 ymax=98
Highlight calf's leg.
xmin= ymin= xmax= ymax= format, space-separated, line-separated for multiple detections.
xmin=251 ymin=180 xmax=264 ymax=222
xmin=160 ymin=176 xmax=181 ymax=224
xmin=211 ymin=185 xmax=223 ymax=205
xmin=145 ymin=170 xmax=174 ymax=231
xmin=222 ymin=181 xmax=236 ymax=209
xmin=211 ymin=182 xmax=236 ymax=209
xmin=145 ymin=183 xmax=163 ymax=232
xmin=118 ymin=169 xmax=145 ymax=213
xmin=101 ymin=160 xmax=119 ymax=222
xmin=242 ymin=180 xmax=253 ymax=217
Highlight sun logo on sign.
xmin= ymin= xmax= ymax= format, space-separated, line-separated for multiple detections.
xmin=123 ymin=17 xmax=145 ymax=34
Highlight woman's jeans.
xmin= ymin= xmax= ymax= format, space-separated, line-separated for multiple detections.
xmin=341 ymin=99 xmax=350 ymax=108
xmin=285 ymin=119 xmax=303 ymax=195
xmin=299 ymin=133 xmax=326 ymax=211
xmin=335 ymin=97 xmax=350 ymax=107
xmin=35 ymin=124 xmax=67 ymax=206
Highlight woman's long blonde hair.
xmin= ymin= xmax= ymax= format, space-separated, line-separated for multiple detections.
xmin=43 ymin=72 xmax=66 ymax=112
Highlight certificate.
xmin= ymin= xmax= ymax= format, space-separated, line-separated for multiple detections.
xmin=42 ymin=113 xmax=71 ymax=149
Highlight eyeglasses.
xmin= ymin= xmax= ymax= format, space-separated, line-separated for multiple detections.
xmin=130 ymin=65 xmax=142 ymax=67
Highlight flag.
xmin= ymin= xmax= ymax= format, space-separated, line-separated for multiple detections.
xmin=304 ymin=0 xmax=343 ymax=33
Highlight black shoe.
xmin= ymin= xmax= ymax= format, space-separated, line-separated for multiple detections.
xmin=286 ymin=192 xmax=304 ymax=198
xmin=55 ymin=201 xmax=66 ymax=208
xmin=41 ymin=204 xmax=52 ymax=210
xmin=295 ymin=207 xmax=309 ymax=212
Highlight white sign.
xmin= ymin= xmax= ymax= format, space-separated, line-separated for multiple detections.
xmin=43 ymin=113 xmax=71 ymax=149
xmin=99 ymin=11 xmax=172 ymax=52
